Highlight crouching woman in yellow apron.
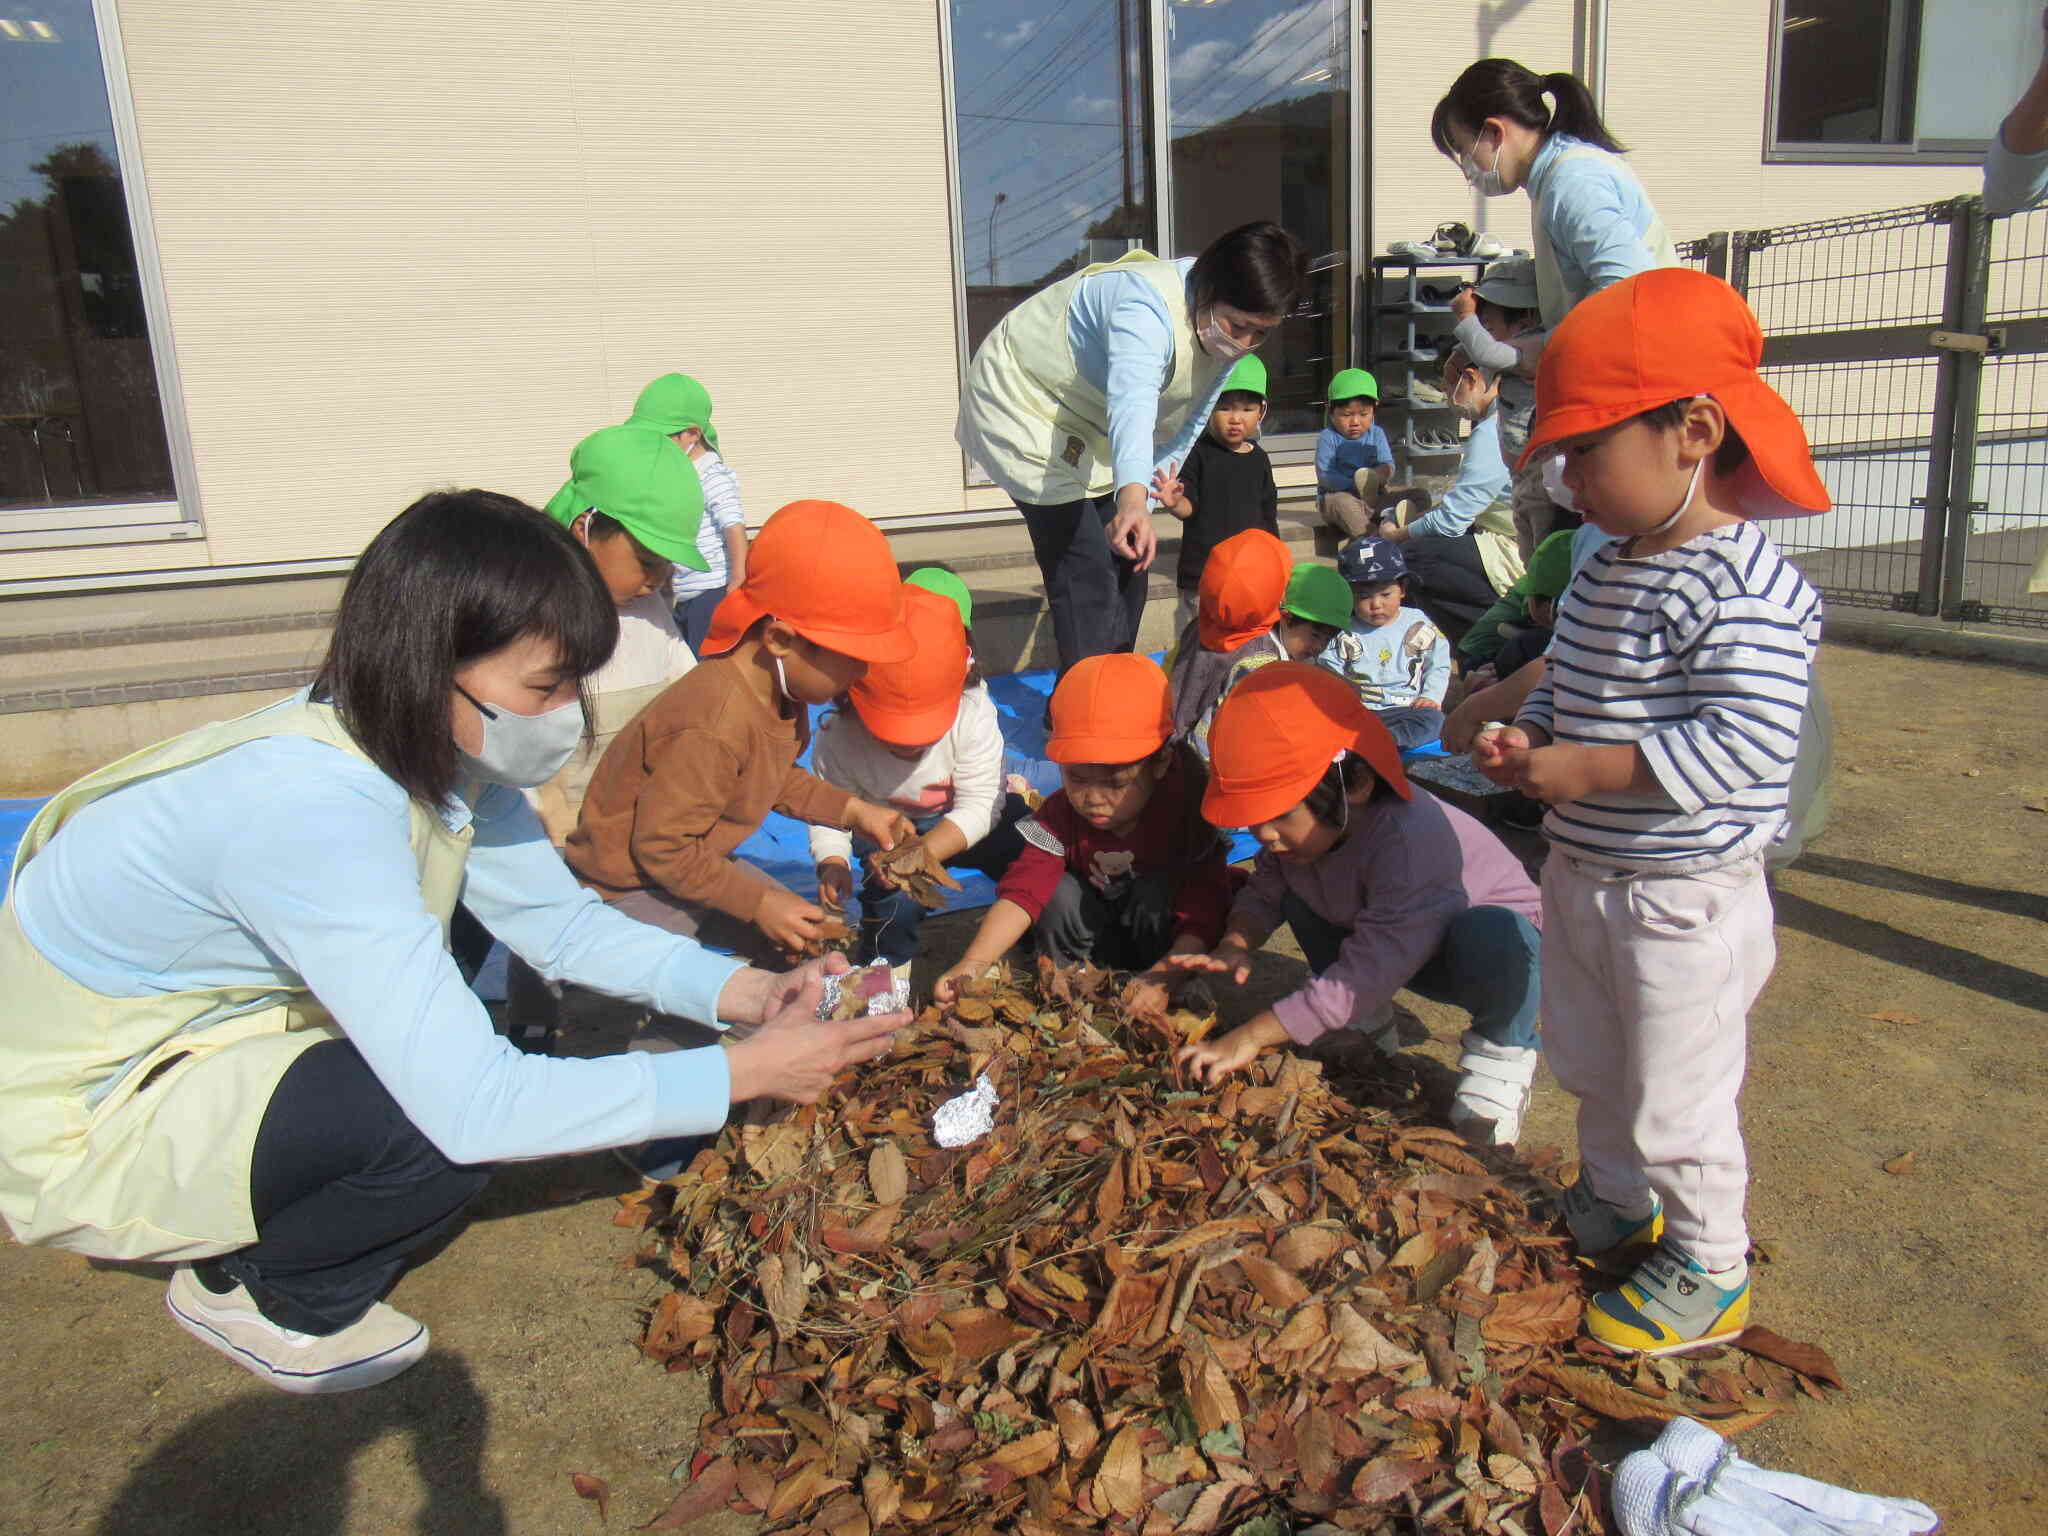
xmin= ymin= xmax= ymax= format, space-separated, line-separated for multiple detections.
xmin=956 ymin=221 xmax=1307 ymax=678
xmin=0 ymin=490 xmax=905 ymax=1396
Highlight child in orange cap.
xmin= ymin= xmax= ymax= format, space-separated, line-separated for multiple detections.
xmin=1166 ymin=527 xmax=1292 ymax=759
xmin=809 ymin=586 xmax=1029 ymax=984
xmin=932 ymin=653 xmax=1231 ymax=1001
xmin=1472 ymin=267 xmax=1828 ymax=1356
xmin=567 ymin=500 xmax=917 ymax=968
xmin=1171 ymin=663 xmax=1543 ymax=1146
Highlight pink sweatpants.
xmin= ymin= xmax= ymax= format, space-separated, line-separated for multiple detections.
xmin=1539 ymin=851 xmax=1777 ymax=1272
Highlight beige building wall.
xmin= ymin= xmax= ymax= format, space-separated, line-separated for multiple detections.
xmin=3 ymin=0 xmax=2024 ymax=589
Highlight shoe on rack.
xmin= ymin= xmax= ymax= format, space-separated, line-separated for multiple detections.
xmin=1387 ymin=238 xmax=1440 ymax=262
xmin=1560 ymin=1170 xmax=1664 ymax=1262
xmin=1417 ymin=281 xmax=1464 ymax=305
xmin=1470 ymin=233 xmax=1506 ymax=259
xmin=166 ymin=1267 xmax=429 ymax=1395
xmin=1586 ymin=1244 xmax=1751 ymax=1356
xmin=1432 ymin=220 xmax=1475 ymax=255
xmin=1406 ymin=379 xmax=1449 ymax=407
xmin=1448 ymin=1031 xmax=1537 ymax=1146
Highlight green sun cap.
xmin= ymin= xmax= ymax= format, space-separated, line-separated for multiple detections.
xmin=905 ymin=567 xmax=972 ymax=628
xmin=1326 ymin=367 xmax=1379 ymax=405
xmin=1282 ymin=562 xmax=1353 ymax=629
xmin=626 ymin=372 xmax=720 ymax=451
xmin=1521 ymin=527 xmax=1578 ymax=601
xmin=543 ymin=424 xmax=708 ymax=571
xmin=1221 ymin=354 xmax=1268 ymax=399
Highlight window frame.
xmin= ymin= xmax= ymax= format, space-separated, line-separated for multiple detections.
xmin=2 ymin=0 xmax=205 ymax=552
xmin=1762 ymin=0 xmax=1987 ymax=166
xmin=936 ymin=0 xmax=1366 ymax=486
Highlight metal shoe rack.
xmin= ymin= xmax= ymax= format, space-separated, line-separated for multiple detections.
xmin=1367 ymin=254 xmax=1489 ymax=479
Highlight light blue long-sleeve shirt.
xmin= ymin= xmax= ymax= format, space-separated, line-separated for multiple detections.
xmin=1983 ymin=130 xmax=2048 ymax=217
xmin=1407 ymin=411 xmax=1512 ymax=539
xmin=1315 ymin=424 xmax=1393 ymax=494
xmin=1526 ymin=134 xmax=1666 ymax=316
xmin=1319 ymin=606 xmax=1451 ymax=708
xmin=12 ymin=730 xmax=746 ymax=1164
xmin=1066 ymin=257 xmax=1231 ymax=493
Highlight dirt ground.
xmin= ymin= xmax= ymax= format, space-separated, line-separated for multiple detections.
xmin=0 ymin=640 xmax=2042 ymax=1535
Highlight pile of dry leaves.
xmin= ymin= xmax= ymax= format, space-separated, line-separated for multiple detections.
xmin=613 ymin=962 xmax=1844 ymax=1535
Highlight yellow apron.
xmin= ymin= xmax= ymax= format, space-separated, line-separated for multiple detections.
xmin=1532 ymin=142 xmax=1679 ymax=331
xmin=1470 ymin=496 xmax=1527 ymax=596
xmin=0 ymin=697 xmax=472 ymax=1261
xmin=958 ymin=251 xmax=1230 ymax=505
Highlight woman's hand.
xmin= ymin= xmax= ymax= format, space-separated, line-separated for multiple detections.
xmin=846 ymin=801 xmax=914 ymax=853
xmin=755 ymin=886 xmax=830 ymax=954
xmin=1109 ymin=483 xmax=1158 ymax=571
xmin=1450 ymin=286 xmax=1479 ymax=322
xmin=1175 ymin=1022 xmax=1267 ymax=1084
xmin=816 ymin=859 xmax=853 ymax=909
xmin=723 ymin=971 xmax=905 ymax=1106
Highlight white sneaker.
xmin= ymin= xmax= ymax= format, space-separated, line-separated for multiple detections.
xmin=1471 ymin=233 xmax=1506 ymax=259
xmin=166 ymin=1267 xmax=429 ymax=1395
xmin=1449 ymin=1031 xmax=1538 ymax=1146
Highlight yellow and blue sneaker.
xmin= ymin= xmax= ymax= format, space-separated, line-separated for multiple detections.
xmin=1587 ymin=1245 xmax=1750 ymax=1356
xmin=1559 ymin=1172 xmax=1664 ymax=1267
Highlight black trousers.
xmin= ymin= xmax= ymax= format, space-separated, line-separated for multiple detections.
xmin=1493 ymin=623 xmax=1555 ymax=677
xmin=196 ymin=1040 xmax=490 ymax=1336
xmin=1016 ymin=494 xmax=1146 ymax=677
xmin=1035 ymin=871 xmax=1177 ymax=972
xmin=1402 ymin=530 xmax=1501 ymax=640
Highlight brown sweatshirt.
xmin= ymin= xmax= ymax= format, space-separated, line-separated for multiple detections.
xmin=565 ymin=654 xmax=852 ymax=920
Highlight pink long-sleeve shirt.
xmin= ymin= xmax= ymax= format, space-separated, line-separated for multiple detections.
xmin=1232 ymin=791 xmax=1541 ymax=1044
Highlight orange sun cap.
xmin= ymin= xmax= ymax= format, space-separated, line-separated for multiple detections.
xmin=699 ymin=500 xmax=915 ymax=662
xmin=1197 ymin=528 xmax=1293 ymax=651
xmin=848 ymin=585 xmax=970 ymax=747
xmin=1517 ymin=267 xmax=1829 ymax=518
xmin=1045 ymin=652 xmax=1173 ymax=765
xmin=1202 ymin=661 xmax=1411 ymax=828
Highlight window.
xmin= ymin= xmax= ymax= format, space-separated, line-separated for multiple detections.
xmin=943 ymin=0 xmax=1357 ymax=468
xmin=1768 ymin=0 xmax=2036 ymax=162
xmin=0 ymin=0 xmax=197 ymax=547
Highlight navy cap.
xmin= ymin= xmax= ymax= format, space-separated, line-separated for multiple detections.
xmin=1337 ymin=534 xmax=1407 ymax=587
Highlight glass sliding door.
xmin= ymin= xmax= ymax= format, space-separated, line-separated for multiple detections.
xmin=948 ymin=0 xmax=1159 ymax=362
xmin=1165 ymin=0 xmax=1352 ymax=437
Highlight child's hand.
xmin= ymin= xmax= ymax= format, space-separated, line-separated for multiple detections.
xmin=1151 ymin=464 xmax=1188 ymax=517
xmin=1415 ymin=698 xmax=1442 ymax=712
xmin=816 ymin=859 xmax=853 ymax=909
xmin=847 ymin=801 xmax=914 ymax=852
xmin=1450 ymin=286 xmax=1478 ymax=321
xmin=1175 ymin=1023 xmax=1266 ymax=1085
xmin=755 ymin=886 xmax=831 ymax=955
xmin=1160 ymin=941 xmax=1254 ymax=986
xmin=932 ymin=961 xmax=987 ymax=1007
xmin=1471 ymin=723 xmax=1534 ymax=786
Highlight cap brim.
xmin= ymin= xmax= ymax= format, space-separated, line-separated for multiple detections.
xmin=1715 ymin=374 xmax=1831 ymax=516
xmin=623 ymin=517 xmax=710 ymax=571
xmin=1046 ymin=729 xmax=1169 ymax=765
xmin=1200 ymin=720 xmax=1412 ymax=828
xmin=853 ymin=694 xmax=961 ymax=748
xmin=792 ymin=617 xmax=916 ymax=664
xmin=697 ymin=589 xmax=759 ymax=657
xmin=1198 ymin=618 xmax=1272 ymax=652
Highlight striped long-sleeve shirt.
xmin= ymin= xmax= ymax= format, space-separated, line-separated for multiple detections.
xmin=1517 ymin=519 xmax=1819 ymax=873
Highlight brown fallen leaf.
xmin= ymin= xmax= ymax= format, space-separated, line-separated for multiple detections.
xmin=868 ymin=1140 xmax=908 ymax=1206
xmin=1882 ymin=1151 xmax=1916 ymax=1175
xmin=636 ymin=1457 xmax=738 ymax=1528
xmin=1095 ymin=1425 xmax=1148 ymax=1520
xmin=1735 ymin=1326 xmax=1847 ymax=1391
xmin=1864 ymin=1008 xmax=1927 ymax=1027
xmin=570 ymin=1473 xmax=610 ymax=1525
xmin=1351 ymin=1455 xmax=1438 ymax=1504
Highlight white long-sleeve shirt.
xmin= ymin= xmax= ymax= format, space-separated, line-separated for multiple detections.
xmin=806 ymin=684 xmax=1004 ymax=866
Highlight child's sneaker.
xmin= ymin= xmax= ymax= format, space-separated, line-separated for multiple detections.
xmin=1586 ymin=1245 xmax=1750 ymax=1356
xmin=1448 ymin=1032 xmax=1536 ymax=1146
xmin=1560 ymin=1171 xmax=1664 ymax=1262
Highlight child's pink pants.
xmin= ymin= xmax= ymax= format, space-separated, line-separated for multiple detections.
xmin=1539 ymin=851 xmax=1776 ymax=1273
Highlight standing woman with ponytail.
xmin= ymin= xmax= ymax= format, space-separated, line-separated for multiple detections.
xmin=1430 ymin=60 xmax=1677 ymax=331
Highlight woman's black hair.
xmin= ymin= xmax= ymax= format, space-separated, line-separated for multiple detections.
xmin=313 ymin=489 xmax=618 ymax=806
xmin=1188 ymin=221 xmax=1309 ymax=319
xmin=1302 ymin=751 xmax=1396 ymax=829
xmin=1430 ymin=59 xmax=1625 ymax=159
xmin=1636 ymin=399 xmax=1753 ymax=476
xmin=1476 ymin=296 xmax=1541 ymax=331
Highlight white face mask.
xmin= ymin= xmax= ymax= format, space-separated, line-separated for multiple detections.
xmin=1541 ymin=452 xmax=1578 ymax=512
xmin=1198 ymin=309 xmax=1254 ymax=363
xmin=456 ymin=687 xmax=584 ymax=788
xmin=1459 ymin=135 xmax=1510 ymax=198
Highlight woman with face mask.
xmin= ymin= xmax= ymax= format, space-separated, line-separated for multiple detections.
xmin=957 ymin=221 xmax=1308 ymax=680
xmin=1429 ymin=59 xmax=1676 ymax=332
xmin=0 ymin=491 xmax=905 ymax=1397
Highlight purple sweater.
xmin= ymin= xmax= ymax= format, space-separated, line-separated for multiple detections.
xmin=1232 ymin=792 xmax=1541 ymax=1044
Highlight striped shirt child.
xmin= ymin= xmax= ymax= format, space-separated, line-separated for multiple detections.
xmin=1519 ymin=518 xmax=1819 ymax=873
xmin=670 ymin=449 xmax=745 ymax=601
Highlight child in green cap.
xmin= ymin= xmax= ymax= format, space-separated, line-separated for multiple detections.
xmin=1150 ymin=353 xmax=1279 ymax=640
xmin=1457 ymin=527 xmax=1577 ymax=684
xmin=1278 ymin=561 xmax=1350 ymax=662
xmin=628 ymin=374 xmax=752 ymax=653
xmin=1316 ymin=368 xmax=1393 ymax=538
